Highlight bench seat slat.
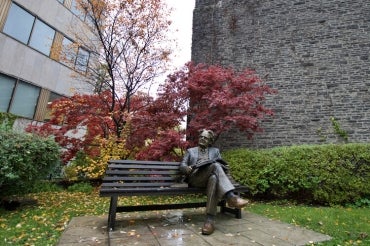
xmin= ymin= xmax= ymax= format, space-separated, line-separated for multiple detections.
xmin=101 ymin=184 xmax=175 ymax=188
xmin=100 ymin=186 xmax=248 ymax=197
xmin=100 ymin=185 xmax=247 ymax=194
xmin=100 ymin=187 xmax=205 ymax=196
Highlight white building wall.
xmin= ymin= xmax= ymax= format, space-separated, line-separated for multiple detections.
xmin=0 ymin=0 xmax=93 ymax=97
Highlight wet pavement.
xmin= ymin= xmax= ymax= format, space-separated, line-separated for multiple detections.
xmin=57 ymin=208 xmax=332 ymax=246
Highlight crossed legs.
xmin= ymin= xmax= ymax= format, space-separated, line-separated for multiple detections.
xmin=188 ymin=163 xmax=248 ymax=235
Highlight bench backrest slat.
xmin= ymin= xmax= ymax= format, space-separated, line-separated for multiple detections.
xmin=103 ymin=176 xmax=177 ymax=182
xmin=105 ymin=170 xmax=178 ymax=175
xmin=101 ymin=160 xmax=183 ymax=192
xmin=109 ymin=160 xmax=179 ymax=165
xmin=108 ymin=164 xmax=179 ymax=170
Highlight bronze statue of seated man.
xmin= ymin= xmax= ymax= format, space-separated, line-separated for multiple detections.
xmin=180 ymin=129 xmax=249 ymax=235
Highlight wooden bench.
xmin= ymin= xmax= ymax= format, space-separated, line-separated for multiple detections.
xmin=99 ymin=160 xmax=249 ymax=231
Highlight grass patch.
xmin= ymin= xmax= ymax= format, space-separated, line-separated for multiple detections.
xmin=0 ymin=189 xmax=109 ymax=245
xmin=248 ymin=202 xmax=369 ymax=245
xmin=0 ymin=191 xmax=368 ymax=245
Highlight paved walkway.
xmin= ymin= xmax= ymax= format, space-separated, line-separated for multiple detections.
xmin=57 ymin=208 xmax=331 ymax=246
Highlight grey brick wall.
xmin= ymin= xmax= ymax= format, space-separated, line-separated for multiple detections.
xmin=192 ymin=0 xmax=370 ymax=150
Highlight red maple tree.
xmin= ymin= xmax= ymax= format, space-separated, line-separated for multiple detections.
xmin=27 ymin=62 xmax=276 ymax=163
xmin=186 ymin=62 xmax=276 ymax=142
xmin=134 ymin=62 xmax=276 ymax=160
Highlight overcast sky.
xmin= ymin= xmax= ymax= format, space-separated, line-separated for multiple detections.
xmin=149 ymin=0 xmax=195 ymax=94
xmin=165 ymin=0 xmax=196 ymax=70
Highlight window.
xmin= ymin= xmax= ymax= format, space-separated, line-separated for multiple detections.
xmin=29 ymin=20 xmax=56 ymax=56
xmin=44 ymin=92 xmax=63 ymax=120
xmin=3 ymin=3 xmax=55 ymax=56
xmin=9 ymin=81 xmax=40 ymax=119
xmin=3 ymin=3 xmax=35 ymax=44
xmin=75 ymin=47 xmax=90 ymax=73
xmin=61 ymin=37 xmax=75 ymax=66
xmin=0 ymin=74 xmax=16 ymax=112
xmin=60 ymin=36 xmax=91 ymax=73
xmin=48 ymin=92 xmax=63 ymax=104
xmin=0 ymin=73 xmax=41 ymax=119
xmin=61 ymin=37 xmax=91 ymax=73
xmin=71 ymin=0 xmax=87 ymax=21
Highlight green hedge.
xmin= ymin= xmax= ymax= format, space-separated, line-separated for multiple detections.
xmin=0 ymin=130 xmax=61 ymax=197
xmin=223 ymin=143 xmax=370 ymax=205
xmin=0 ymin=112 xmax=17 ymax=129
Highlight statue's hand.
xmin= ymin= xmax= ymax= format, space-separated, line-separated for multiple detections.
xmin=184 ymin=166 xmax=193 ymax=175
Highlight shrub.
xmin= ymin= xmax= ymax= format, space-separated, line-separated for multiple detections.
xmin=223 ymin=143 xmax=370 ymax=205
xmin=67 ymin=182 xmax=93 ymax=193
xmin=62 ymin=151 xmax=89 ymax=181
xmin=0 ymin=112 xmax=17 ymax=130
xmin=83 ymin=136 xmax=130 ymax=179
xmin=30 ymin=180 xmax=63 ymax=193
xmin=0 ymin=130 xmax=61 ymax=197
xmin=63 ymin=136 xmax=130 ymax=181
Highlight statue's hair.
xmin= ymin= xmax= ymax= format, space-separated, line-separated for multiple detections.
xmin=199 ymin=129 xmax=215 ymax=143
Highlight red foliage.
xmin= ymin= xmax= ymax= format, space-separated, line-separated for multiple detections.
xmin=152 ymin=62 xmax=276 ymax=144
xmin=27 ymin=62 xmax=276 ymax=163
xmin=185 ymin=62 xmax=276 ymax=142
xmin=27 ymin=91 xmax=131 ymax=163
xmin=127 ymin=71 xmax=189 ymax=151
xmin=135 ymin=129 xmax=189 ymax=161
xmin=134 ymin=62 xmax=276 ymax=160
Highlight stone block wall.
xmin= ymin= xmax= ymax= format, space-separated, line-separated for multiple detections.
xmin=192 ymin=0 xmax=370 ymax=149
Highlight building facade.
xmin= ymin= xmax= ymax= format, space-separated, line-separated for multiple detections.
xmin=192 ymin=0 xmax=370 ymax=149
xmin=0 ymin=0 xmax=93 ymax=127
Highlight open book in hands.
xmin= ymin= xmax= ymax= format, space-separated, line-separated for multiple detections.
xmin=191 ymin=158 xmax=229 ymax=172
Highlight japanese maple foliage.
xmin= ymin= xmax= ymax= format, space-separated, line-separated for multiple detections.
xmin=135 ymin=129 xmax=188 ymax=161
xmin=128 ymin=72 xmax=190 ymax=160
xmin=185 ymin=62 xmax=276 ymax=143
xmin=27 ymin=62 xmax=276 ymax=164
xmin=26 ymin=91 xmax=150 ymax=163
xmin=135 ymin=62 xmax=276 ymax=160
xmin=27 ymin=92 xmax=100 ymax=162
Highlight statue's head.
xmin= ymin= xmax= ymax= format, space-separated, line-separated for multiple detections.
xmin=198 ymin=129 xmax=215 ymax=148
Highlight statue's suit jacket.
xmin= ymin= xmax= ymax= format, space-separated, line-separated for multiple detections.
xmin=179 ymin=147 xmax=222 ymax=172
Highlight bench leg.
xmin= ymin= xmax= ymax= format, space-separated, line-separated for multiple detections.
xmin=220 ymin=200 xmax=227 ymax=214
xmin=235 ymin=208 xmax=242 ymax=219
xmin=108 ymin=196 xmax=118 ymax=231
